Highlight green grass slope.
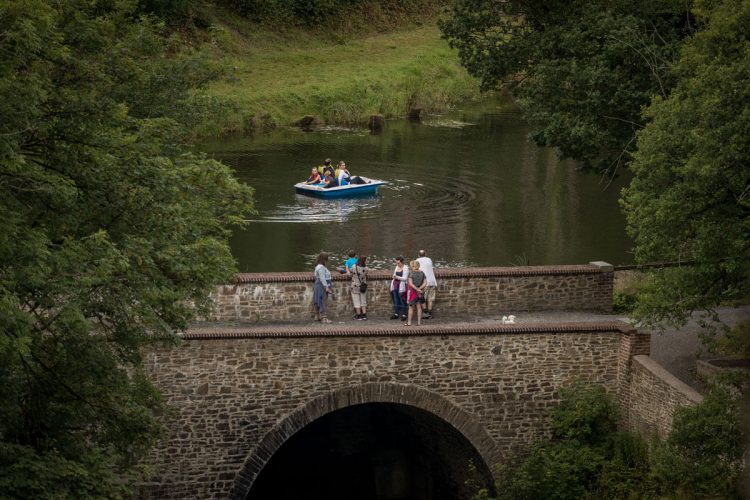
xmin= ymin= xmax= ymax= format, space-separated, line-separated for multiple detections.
xmin=202 ymin=11 xmax=481 ymax=134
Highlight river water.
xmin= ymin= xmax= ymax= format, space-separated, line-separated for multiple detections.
xmin=202 ymin=97 xmax=632 ymax=273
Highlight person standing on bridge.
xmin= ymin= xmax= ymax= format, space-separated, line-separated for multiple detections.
xmin=313 ymin=252 xmax=334 ymax=324
xmin=350 ymin=255 xmax=369 ymax=320
xmin=390 ymin=256 xmax=409 ymax=321
xmin=416 ymin=249 xmax=437 ymax=319
xmin=344 ymin=249 xmax=357 ymax=275
xmin=405 ymin=260 xmax=426 ymax=327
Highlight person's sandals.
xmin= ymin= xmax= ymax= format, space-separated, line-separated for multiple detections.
xmin=321 ymin=318 xmax=333 ymax=324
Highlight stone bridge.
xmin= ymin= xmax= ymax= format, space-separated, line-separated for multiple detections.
xmin=140 ymin=263 xmax=700 ymax=499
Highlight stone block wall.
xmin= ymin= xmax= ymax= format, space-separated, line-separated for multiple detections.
xmin=141 ymin=322 xmax=636 ymax=499
xmin=210 ymin=263 xmax=613 ymax=323
xmin=627 ymin=355 xmax=703 ymax=438
xmin=615 ymin=329 xmax=651 ymax=428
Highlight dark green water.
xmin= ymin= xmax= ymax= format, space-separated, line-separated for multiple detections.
xmin=202 ymin=98 xmax=633 ymax=272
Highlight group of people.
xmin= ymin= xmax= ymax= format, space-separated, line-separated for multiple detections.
xmin=305 ymin=158 xmax=368 ymax=189
xmin=312 ymin=249 xmax=438 ymax=327
xmin=388 ymin=250 xmax=437 ymax=326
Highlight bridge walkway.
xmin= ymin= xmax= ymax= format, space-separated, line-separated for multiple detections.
xmin=185 ymin=311 xmax=631 ymax=339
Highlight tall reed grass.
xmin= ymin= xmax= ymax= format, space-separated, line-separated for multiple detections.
xmin=199 ymin=12 xmax=481 ymax=136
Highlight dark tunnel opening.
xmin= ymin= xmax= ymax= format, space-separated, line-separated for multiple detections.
xmin=247 ymin=402 xmax=495 ymax=500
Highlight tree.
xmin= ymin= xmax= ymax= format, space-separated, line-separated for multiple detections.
xmin=650 ymin=387 xmax=745 ymax=498
xmin=0 ymin=0 xmax=253 ymax=496
xmin=439 ymin=0 xmax=693 ymax=174
xmin=488 ymin=383 xmax=650 ymax=500
xmin=621 ymin=0 xmax=750 ymax=330
xmin=475 ymin=384 xmax=745 ymax=499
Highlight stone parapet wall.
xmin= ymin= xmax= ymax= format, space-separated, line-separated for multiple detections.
xmin=615 ymin=329 xmax=651 ymax=429
xmin=210 ymin=264 xmax=613 ymax=323
xmin=141 ymin=322 xmax=636 ymax=499
xmin=627 ymin=355 xmax=703 ymax=438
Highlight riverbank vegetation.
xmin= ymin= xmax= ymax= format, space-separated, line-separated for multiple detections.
xmin=135 ymin=0 xmax=482 ymax=135
xmin=473 ymin=383 xmax=746 ymax=500
xmin=203 ymin=16 xmax=481 ymax=134
xmin=196 ymin=1 xmax=480 ymax=134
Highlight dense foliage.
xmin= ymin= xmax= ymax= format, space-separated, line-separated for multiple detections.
xmin=0 ymin=0 xmax=253 ymax=496
xmin=621 ymin=0 xmax=750 ymax=329
xmin=650 ymin=387 xmax=746 ymax=498
xmin=439 ymin=0 xmax=692 ymax=174
xmin=219 ymin=0 xmax=446 ymax=25
xmin=476 ymin=383 xmax=746 ymax=500
xmin=487 ymin=384 xmax=650 ymax=499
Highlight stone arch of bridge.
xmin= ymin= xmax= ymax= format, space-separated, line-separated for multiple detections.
xmin=228 ymin=382 xmax=502 ymax=499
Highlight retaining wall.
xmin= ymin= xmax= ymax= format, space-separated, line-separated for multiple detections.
xmin=627 ymin=355 xmax=704 ymax=438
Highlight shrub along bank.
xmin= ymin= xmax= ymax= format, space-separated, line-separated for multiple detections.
xmin=194 ymin=6 xmax=482 ymax=135
xmin=472 ymin=383 xmax=746 ymax=500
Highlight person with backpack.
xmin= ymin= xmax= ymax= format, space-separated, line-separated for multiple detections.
xmin=350 ymin=255 xmax=369 ymax=320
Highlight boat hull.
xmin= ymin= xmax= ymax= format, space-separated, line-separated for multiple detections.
xmin=294 ymin=177 xmax=386 ymax=198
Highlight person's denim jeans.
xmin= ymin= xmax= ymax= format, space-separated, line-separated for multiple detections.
xmin=391 ymin=289 xmax=407 ymax=317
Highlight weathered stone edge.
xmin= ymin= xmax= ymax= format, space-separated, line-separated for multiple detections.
xmin=234 ymin=264 xmax=604 ymax=283
xmin=181 ymin=321 xmax=634 ymax=340
xmin=632 ymin=355 xmax=704 ymax=404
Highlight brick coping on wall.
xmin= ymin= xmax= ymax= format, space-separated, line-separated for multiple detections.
xmin=182 ymin=320 xmax=635 ymax=340
xmin=234 ymin=264 xmax=607 ymax=283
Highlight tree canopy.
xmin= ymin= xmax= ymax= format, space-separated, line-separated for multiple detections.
xmin=621 ymin=0 xmax=750 ymax=328
xmin=439 ymin=0 xmax=693 ymax=174
xmin=0 ymin=0 xmax=253 ymax=496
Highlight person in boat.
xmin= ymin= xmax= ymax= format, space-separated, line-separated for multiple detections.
xmin=323 ymin=170 xmax=339 ymax=189
xmin=318 ymin=158 xmax=334 ymax=178
xmin=337 ymin=161 xmax=350 ymax=186
xmin=336 ymin=160 xmax=369 ymax=185
xmin=305 ymin=167 xmax=322 ymax=184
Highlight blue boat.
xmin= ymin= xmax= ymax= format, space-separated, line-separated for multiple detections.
xmin=294 ymin=176 xmax=386 ymax=198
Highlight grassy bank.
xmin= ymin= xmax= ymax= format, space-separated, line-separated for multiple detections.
xmin=200 ymin=10 xmax=482 ymax=135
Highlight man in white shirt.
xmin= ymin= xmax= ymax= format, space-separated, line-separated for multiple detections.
xmin=416 ymin=249 xmax=437 ymax=319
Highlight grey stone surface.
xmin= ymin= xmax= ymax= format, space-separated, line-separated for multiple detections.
xmin=141 ymin=323 xmax=647 ymax=498
xmin=645 ymin=306 xmax=750 ymax=390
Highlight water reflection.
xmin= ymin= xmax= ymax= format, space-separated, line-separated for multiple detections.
xmin=202 ymin=96 xmax=633 ymax=272
xmin=420 ymin=118 xmax=477 ymax=128
xmin=254 ymin=194 xmax=383 ymax=223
